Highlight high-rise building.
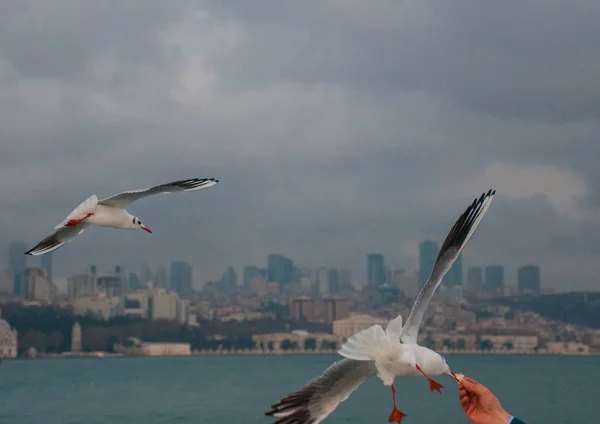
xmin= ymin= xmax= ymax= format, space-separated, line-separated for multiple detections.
xmin=517 ymin=265 xmax=541 ymax=296
xmin=140 ymin=263 xmax=153 ymax=288
xmin=128 ymin=272 xmax=140 ymax=290
xmin=267 ymin=254 xmax=293 ymax=285
xmin=40 ymin=253 xmax=53 ymax=281
xmin=8 ymin=242 xmax=27 ymax=296
xmin=243 ymin=266 xmax=262 ymax=289
xmin=340 ymin=269 xmax=353 ymax=290
xmin=419 ymin=241 xmax=438 ymax=288
xmin=219 ymin=266 xmax=237 ymax=292
xmin=154 ymin=264 xmax=169 ymax=289
xmin=367 ymin=254 xmax=385 ymax=287
xmin=25 ymin=268 xmax=57 ymax=303
xmin=170 ymin=261 xmax=193 ymax=297
xmin=484 ymin=265 xmax=504 ymax=295
xmin=327 ymin=269 xmax=341 ymax=294
xmin=466 ymin=266 xmax=484 ymax=294
xmin=444 ymin=254 xmax=463 ymax=287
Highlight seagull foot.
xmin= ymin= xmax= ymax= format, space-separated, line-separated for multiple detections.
xmin=388 ymin=407 xmax=406 ymax=423
xmin=66 ymin=213 xmax=94 ymax=227
xmin=429 ymin=379 xmax=444 ymax=393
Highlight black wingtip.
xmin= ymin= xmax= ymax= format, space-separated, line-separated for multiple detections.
xmin=436 ymin=189 xmax=496 ymax=262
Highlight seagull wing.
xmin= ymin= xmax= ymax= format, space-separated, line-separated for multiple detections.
xmin=265 ymin=358 xmax=377 ymax=424
xmin=400 ymin=189 xmax=496 ymax=344
xmin=25 ymin=224 xmax=90 ymax=256
xmin=97 ymin=177 xmax=219 ymax=209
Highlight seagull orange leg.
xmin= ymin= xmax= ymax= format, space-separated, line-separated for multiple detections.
xmin=66 ymin=213 xmax=94 ymax=227
xmin=388 ymin=384 xmax=407 ymax=423
xmin=416 ymin=364 xmax=444 ymax=393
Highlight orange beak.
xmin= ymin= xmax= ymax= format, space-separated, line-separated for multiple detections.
xmin=141 ymin=226 xmax=152 ymax=234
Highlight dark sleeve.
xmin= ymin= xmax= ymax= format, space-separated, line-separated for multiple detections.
xmin=511 ymin=417 xmax=526 ymax=424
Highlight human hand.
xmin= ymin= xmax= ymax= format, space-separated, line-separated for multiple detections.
xmin=458 ymin=377 xmax=511 ymax=424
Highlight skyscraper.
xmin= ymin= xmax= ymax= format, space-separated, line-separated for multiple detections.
xmin=40 ymin=253 xmax=53 ymax=280
xmin=466 ymin=266 xmax=484 ymax=294
xmin=517 ymin=265 xmax=541 ymax=295
xmin=128 ymin=272 xmax=140 ymax=290
xmin=8 ymin=242 xmax=27 ymax=296
xmin=243 ymin=266 xmax=262 ymax=289
xmin=154 ymin=264 xmax=169 ymax=289
xmin=484 ymin=265 xmax=504 ymax=295
xmin=170 ymin=261 xmax=192 ymax=297
xmin=327 ymin=269 xmax=341 ymax=293
xmin=367 ymin=254 xmax=385 ymax=287
xmin=219 ymin=266 xmax=237 ymax=292
xmin=267 ymin=254 xmax=293 ymax=285
xmin=419 ymin=240 xmax=438 ymax=288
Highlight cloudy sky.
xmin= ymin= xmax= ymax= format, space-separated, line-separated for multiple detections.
xmin=1 ymin=1 xmax=599 ymax=290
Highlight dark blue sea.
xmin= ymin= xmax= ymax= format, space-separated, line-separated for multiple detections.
xmin=0 ymin=355 xmax=598 ymax=423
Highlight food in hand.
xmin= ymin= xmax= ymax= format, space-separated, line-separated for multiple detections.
xmin=455 ymin=373 xmax=465 ymax=383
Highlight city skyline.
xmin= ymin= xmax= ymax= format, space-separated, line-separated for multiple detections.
xmin=2 ymin=241 xmax=544 ymax=299
xmin=1 ymin=2 xmax=599 ymax=292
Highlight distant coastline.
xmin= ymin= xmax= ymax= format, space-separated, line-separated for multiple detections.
xmin=3 ymin=348 xmax=599 ymax=362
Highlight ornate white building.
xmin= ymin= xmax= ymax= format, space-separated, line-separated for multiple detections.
xmin=0 ymin=308 xmax=18 ymax=359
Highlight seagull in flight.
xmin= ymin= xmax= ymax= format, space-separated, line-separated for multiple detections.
xmin=265 ymin=189 xmax=496 ymax=424
xmin=25 ymin=177 xmax=219 ymax=256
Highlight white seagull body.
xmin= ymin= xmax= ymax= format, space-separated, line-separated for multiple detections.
xmin=25 ymin=177 xmax=219 ymax=256
xmin=265 ymin=190 xmax=496 ymax=424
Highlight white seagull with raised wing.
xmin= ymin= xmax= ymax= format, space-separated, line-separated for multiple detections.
xmin=25 ymin=177 xmax=219 ymax=256
xmin=265 ymin=189 xmax=496 ymax=424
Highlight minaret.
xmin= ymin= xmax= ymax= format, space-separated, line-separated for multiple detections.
xmin=71 ymin=322 xmax=82 ymax=353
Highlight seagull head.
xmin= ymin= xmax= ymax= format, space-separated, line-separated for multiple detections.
xmin=132 ymin=216 xmax=152 ymax=233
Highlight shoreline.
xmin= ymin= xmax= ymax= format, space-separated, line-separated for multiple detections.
xmin=2 ymin=349 xmax=599 ymax=362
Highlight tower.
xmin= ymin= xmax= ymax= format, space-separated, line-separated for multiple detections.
xmin=71 ymin=322 xmax=82 ymax=353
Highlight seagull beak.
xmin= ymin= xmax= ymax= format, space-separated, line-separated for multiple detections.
xmin=141 ymin=226 xmax=152 ymax=234
xmin=447 ymin=370 xmax=459 ymax=382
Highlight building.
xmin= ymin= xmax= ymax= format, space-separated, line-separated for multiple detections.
xmin=170 ymin=261 xmax=192 ymax=297
xmin=8 ymin=242 xmax=27 ymax=297
xmin=484 ymin=265 xmax=505 ymax=295
xmin=340 ymin=269 xmax=353 ymax=290
xmin=141 ymin=342 xmax=191 ymax=356
xmin=71 ymin=322 xmax=82 ymax=353
xmin=25 ymin=268 xmax=57 ymax=303
xmin=128 ymin=272 xmax=140 ymax=290
xmin=243 ymin=266 xmax=266 ymax=289
xmin=466 ymin=266 xmax=484 ymax=294
xmin=71 ymin=292 xmax=118 ymax=320
xmin=267 ymin=254 xmax=294 ymax=285
xmin=547 ymin=342 xmax=589 ymax=354
xmin=517 ymin=265 xmax=541 ymax=296
xmin=0 ymin=269 xmax=14 ymax=296
xmin=367 ymin=253 xmax=385 ymax=287
xmin=419 ymin=241 xmax=438 ymax=288
xmin=40 ymin=253 xmax=53 ymax=281
xmin=0 ymin=308 xmax=18 ymax=358
xmin=122 ymin=291 xmax=150 ymax=318
xmin=154 ymin=264 xmax=169 ymax=289
xmin=327 ymin=269 xmax=341 ymax=293
xmin=333 ymin=314 xmax=388 ymax=341
xmin=219 ymin=266 xmax=237 ymax=292
xmin=149 ymin=289 xmax=179 ymax=321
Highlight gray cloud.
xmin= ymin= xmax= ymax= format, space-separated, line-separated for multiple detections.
xmin=1 ymin=1 xmax=599 ymax=291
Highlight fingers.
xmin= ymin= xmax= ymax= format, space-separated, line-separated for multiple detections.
xmin=459 ymin=393 xmax=470 ymax=409
xmin=462 ymin=377 xmax=486 ymax=395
